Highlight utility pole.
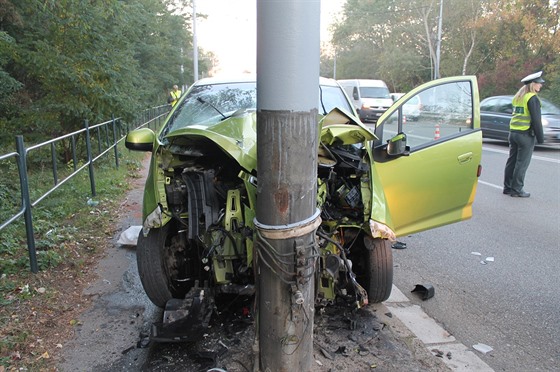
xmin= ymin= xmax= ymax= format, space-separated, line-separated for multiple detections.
xmin=256 ymin=0 xmax=320 ymax=371
xmin=192 ymin=0 xmax=198 ymax=82
xmin=434 ymin=0 xmax=443 ymax=79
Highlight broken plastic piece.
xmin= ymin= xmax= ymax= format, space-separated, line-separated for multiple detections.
xmin=472 ymin=343 xmax=493 ymax=354
xmin=411 ymin=284 xmax=435 ymax=300
xmin=485 ymin=257 xmax=495 ymax=262
xmin=471 ymin=252 xmax=482 ymax=256
xmin=391 ymin=241 xmax=407 ymax=249
xmin=117 ymin=225 xmax=142 ymax=246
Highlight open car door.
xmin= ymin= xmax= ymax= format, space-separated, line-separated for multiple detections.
xmin=369 ymin=76 xmax=482 ymax=237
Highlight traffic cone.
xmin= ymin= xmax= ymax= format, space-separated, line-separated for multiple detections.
xmin=434 ymin=124 xmax=440 ymax=140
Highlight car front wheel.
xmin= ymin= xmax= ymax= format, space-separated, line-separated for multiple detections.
xmin=362 ymin=236 xmax=393 ymax=303
xmin=136 ymin=222 xmax=190 ymax=308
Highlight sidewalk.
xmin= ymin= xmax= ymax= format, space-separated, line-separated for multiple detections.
xmin=384 ymin=286 xmax=494 ymax=371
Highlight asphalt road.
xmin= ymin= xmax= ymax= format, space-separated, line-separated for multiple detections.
xmin=392 ymin=139 xmax=560 ymax=372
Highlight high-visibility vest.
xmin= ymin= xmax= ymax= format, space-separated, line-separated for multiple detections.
xmin=510 ymin=92 xmax=538 ymax=131
xmin=170 ymin=90 xmax=181 ymax=107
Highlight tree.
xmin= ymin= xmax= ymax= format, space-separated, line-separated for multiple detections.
xmin=0 ymin=0 xmax=211 ymax=145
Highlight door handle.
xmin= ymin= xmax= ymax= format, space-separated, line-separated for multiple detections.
xmin=457 ymin=152 xmax=473 ymax=164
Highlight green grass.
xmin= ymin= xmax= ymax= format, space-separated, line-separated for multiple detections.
xmin=0 ymin=142 xmax=146 ymax=370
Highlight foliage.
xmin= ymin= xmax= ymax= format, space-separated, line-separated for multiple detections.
xmin=325 ymin=0 xmax=559 ymax=103
xmin=0 ymin=0 xmax=211 ymax=145
xmin=0 ymin=141 xmax=144 ymax=370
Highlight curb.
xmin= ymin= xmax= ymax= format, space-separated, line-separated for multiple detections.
xmin=385 ymin=285 xmax=494 ymax=371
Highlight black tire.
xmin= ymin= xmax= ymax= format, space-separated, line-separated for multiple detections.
xmin=137 ymin=223 xmax=189 ymax=308
xmin=362 ymin=236 xmax=393 ymax=303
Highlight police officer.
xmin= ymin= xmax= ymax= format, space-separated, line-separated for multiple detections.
xmin=168 ymin=85 xmax=181 ymax=107
xmin=503 ymin=71 xmax=545 ymax=198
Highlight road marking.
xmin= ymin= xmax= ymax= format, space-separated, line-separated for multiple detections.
xmin=483 ymin=146 xmax=560 ymax=163
xmin=478 ymin=180 xmax=501 ymax=190
xmin=385 ymin=285 xmax=494 ymax=371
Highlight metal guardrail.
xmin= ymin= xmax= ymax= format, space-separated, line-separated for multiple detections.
xmin=0 ymin=105 xmax=170 ymax=273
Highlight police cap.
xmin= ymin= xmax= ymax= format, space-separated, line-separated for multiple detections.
xmin=521 ymin=71 xmax=545 ymax=84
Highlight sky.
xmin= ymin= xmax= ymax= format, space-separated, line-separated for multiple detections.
xmin=195 ymin=0 xmax=344 ymax=76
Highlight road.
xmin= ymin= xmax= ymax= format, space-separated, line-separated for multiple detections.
xmin=392 ymin=139 xmax=560 ymax=372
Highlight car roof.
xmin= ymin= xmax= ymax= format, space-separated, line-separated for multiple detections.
xmin=481 ymin=95 xmax=513 ymax=102
xmin=192 ymin=75 xmax=340 ymax=87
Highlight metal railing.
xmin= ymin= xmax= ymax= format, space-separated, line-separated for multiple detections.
xmin=0 ymin=105 xmax=170 ymax=273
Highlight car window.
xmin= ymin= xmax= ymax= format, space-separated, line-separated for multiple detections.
xmin=491 ymin=97 xmax=512 ymax=114
xmin=378 ymin=81 xmax=474 ymax=150
xmin=320 ymin=85 xmax=354 ymax=114
xmin=161 ymin=81 xmax=354 ymax=138
xmin=480 ymin=98 xmax=497 ymax=112
xmin=162 ymin=82 xmax=257 ymax=137
xmin=360 ymin=86 xmax=391 ymax=99
xmin=541 ymin=98 xmax=560 ymax=115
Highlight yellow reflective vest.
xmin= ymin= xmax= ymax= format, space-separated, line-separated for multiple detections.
xmin=510 ymin=93 xmax=538 ymax=131
xmin=170 ymin=89 xmax=181 ymax=107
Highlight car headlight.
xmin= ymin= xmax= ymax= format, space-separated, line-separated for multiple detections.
xmin=542 ymin=117 xmax=549 ymax=126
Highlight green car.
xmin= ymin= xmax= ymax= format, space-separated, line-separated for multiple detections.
xmin=125 ymin=75 xmax=481 ymax=339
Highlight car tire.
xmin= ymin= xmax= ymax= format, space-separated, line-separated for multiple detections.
xmin=137 ymin=222 xmax=189 ymax=308
xmin=362 ymin=236 xmax=393 ymax=303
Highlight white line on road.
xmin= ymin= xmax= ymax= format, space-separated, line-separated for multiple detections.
xmin=483 ymin=146 xmax=560 ymax=163
xmin=478 ymin=180 xmax=502 ymax=190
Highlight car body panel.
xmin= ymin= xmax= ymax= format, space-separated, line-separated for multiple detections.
xmin=369 ymin=76 xmax=481 ymax=237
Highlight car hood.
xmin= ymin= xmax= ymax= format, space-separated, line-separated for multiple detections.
xmin=162 ymin=107 xmax=376 ymax=173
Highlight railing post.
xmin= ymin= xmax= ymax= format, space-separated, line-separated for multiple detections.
xmin=15 ymin=136 xmax=38 ymax=273
xmin=112 ymin=114 xmax=119 ymax=169
xmin=71 ymin=135 xmax=77 ymax=171
xmin=85 ymin=120 xmax=97 ymax=197
xmin=50 ymin=142 xmax=58 ymax=185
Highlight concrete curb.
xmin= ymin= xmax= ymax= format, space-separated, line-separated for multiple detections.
xmin=385 ymin=285 xmax=494 ymax=371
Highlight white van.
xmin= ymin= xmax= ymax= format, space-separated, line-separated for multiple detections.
xmin=337 ymin=79 xmax=393 ymax=122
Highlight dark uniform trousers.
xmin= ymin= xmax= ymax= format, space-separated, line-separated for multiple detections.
xmin=504 ymin=130 xmax=536 ymax=194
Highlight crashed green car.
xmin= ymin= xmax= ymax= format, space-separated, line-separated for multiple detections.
xmin=125 ymin=75 xmax=481 ymax=341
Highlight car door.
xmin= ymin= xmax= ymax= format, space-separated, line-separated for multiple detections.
xmin=369 ymin=76 xmax=482 ymax=237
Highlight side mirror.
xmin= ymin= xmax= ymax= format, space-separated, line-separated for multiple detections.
xmin=387 ymin=133 xmax=407 ymax=156
xmin=125 ymin=127 xmax=155 ymax=152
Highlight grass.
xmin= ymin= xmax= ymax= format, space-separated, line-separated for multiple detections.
xmin=0 ymin=143 xmax=146 ymax=370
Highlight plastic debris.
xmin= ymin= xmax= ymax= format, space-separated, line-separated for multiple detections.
xmin=471 ymin=252 xmax=482 ymax=256
xmin=472 ymin=343 xmax=493 ymax=354
xmin=391 ymin=241 xmax=407 ymax=249
xmin=480 ymin=260 xmax=487 ymax=265
xmin=117 ymin=225 xmax=142 ymax=246
xmin=485 ymin=257 xmax=495 ymax=262
xmin=411 ymin=284 xmax=435 ymax=300
xmin=87 ymin=198 xmax=99 ymax=207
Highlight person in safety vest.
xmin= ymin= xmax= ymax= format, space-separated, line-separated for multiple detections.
xmin=167 ymin=85 xmax=181 ymax=107
xmin=503 ymin=71 xmax=545 ymax=198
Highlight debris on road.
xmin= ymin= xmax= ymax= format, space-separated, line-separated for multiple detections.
xmin=411 ymin=284 xmax=435 ymax=300
xmin=473 ymin=343 xmax=493 ymax=354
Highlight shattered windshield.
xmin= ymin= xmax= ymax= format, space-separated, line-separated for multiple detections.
xmin=160 ymin=80 xmax=356 ymax=139
xmin=161 ymin=82 xmax=257 ymax=137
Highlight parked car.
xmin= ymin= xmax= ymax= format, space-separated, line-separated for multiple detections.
xmin=125 ymin=75 xmax=482 ymax=341
xmin=480 ymin=95 xmax=560 ymax=146
xmin=338 ymin=79 xmax=393 ymax=123
xmin=391 ymin=93 xmax=423 ymax=122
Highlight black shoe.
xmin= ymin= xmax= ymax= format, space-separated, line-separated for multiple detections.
xmin=503 ymin=189 xmax=512 ymax=195
xmin=511 ymin=191 xmax=530 ymax=198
